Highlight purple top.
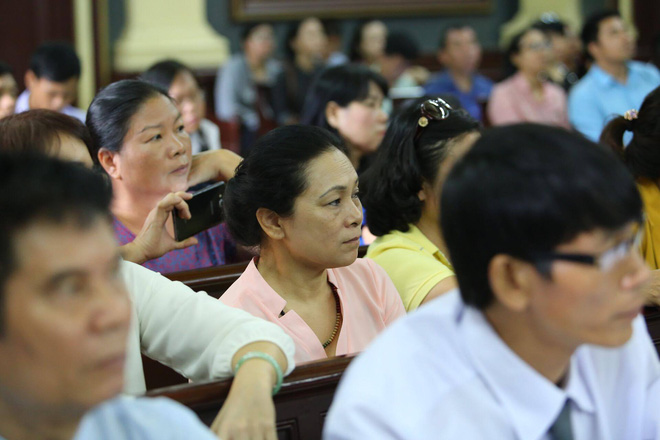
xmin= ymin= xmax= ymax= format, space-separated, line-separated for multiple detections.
xmin=113 ymin=217 xmax=233 ymax=273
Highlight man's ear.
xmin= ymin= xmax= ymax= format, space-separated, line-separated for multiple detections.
xmin=325 ymin=101 xmax=341 ymax=130
xmin=24 ymin=70 xmax=37 ymax=90
xmin=256 ymin=208 xmax=285 ymax=241
xmin=488 ymin=254 xmax=539 ymax=312
xmin=97 ymin=148 xmax=121 ymax=180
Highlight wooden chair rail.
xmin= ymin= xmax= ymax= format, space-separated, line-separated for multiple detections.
xmin=146 ymin=355 xmax=354 ymax=438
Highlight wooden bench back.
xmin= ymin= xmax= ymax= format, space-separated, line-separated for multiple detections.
xmin=147 ymin=355 xmax=354 ymax=439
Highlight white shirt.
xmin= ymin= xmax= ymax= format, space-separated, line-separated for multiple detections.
xmin=15 ymin=89 xmax=86 ymax=122
xmin=121 ymin=260 xmax=295 ymax=394
xmin=190 ymin=118 xmax=222 ymax=155
xmin=324 ymin=289 xmax=660 ymax=440
xmin=74 ymin=396 xmax=216 ymax=439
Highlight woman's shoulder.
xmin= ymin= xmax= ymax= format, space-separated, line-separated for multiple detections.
xmin=331 ymin=258 xmax=390 ymax=288
xmin=367 ymin=227 xmax=424 ymax=255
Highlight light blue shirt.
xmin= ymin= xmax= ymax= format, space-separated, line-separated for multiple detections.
xmin=324 ymin=289 xmax=660 ymax=440
xmin=568 ymin=61 xmax=660 ymax=142
xmin=15 ymin=89 xmax=86 ymax=122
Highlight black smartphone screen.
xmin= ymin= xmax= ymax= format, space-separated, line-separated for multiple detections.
xmin=172 ymin=181 xmax=225 ymax=241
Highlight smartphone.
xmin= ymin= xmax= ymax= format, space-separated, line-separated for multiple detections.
xmin=173 ymin=181 xmax=225 ymax=241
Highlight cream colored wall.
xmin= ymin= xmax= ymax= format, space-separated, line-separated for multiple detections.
xmin=112 ymin=0 xmax=229 ymax=72
xmin=499 ymin=0 xmax=635 ymax=48
xmin=74 ymin=0 xmax=95 ymax=110
xmin=499 ymin=0 xmax=583 ymax=48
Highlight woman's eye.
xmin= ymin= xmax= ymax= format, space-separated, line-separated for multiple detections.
xmin=177 ymin=124 xmax=185 ymax=133
xmin=352 ymin=190 xmax=360 ymax=199
xmin=149 ymin=134 xmax=162 ymax=142
xmin=328 ymin=199 xmax=341 ymax=206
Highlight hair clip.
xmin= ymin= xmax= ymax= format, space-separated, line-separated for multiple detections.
xmin=624 ymin=109 xmax=638 ymax=121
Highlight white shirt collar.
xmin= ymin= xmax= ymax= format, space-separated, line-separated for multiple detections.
xmin=459 ymin=305 xmax=596 ymax=439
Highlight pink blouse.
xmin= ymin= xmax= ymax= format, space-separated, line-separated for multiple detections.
xmin=221 ymin=258 xmax=406 ymax=364
xmin=487 ymin=72 xmax=570 ymax=128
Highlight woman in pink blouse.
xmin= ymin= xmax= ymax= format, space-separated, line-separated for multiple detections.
xmin=221 ymin=125 xmax=406 ymax=363
xmin=487 ymin=27 xmax=569 ymax=128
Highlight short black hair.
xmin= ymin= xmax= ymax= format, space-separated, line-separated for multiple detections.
xmin=300 ymin=64 xmax=388 ymax=134
xmin=438 ymin=24 xmax=473 ymax=49
xmin=86 ymin=79 xmax=171 ymax=165
xmin=223 ymin=125 xmax=345 ymax=247
xmin=362 ymin=97 xmax=478 ymax=236
xmin=581 ymin=10 xmax=621 ymax=61
xmin=384 ymin=32 xmax=419 ymax=61
xmin=29 ymin=42 xmax=81 ymax=82
xmin=141 ymin=59 xmax=197 ymax=92
xmin=0 ymin=153 xmax=112 ymax=334
xmin=441 ymin=124 xmax=642 ymax=310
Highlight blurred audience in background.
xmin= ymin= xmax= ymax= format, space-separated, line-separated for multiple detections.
xmin=424 ymin=25 xmax=493 ymax=122
xmin=142 ymin=59 xmax=222 ymax=154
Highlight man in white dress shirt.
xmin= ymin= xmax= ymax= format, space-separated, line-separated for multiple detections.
xmin=0 ymin=154 xmax=290 ymax=439
xmin=15 ymin=42 xmax=86 ymax=122
xmin=325 ymin=124 xmax=660 ymax=439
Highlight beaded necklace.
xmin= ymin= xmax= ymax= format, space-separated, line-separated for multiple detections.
xmin=322 ymin=288 xmax=342 ymax=349
xmin=278 ymin=285 xmax=342 ymax=349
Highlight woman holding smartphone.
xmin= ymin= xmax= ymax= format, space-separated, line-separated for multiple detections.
xmin=87 ymin=79 xmax=243 ymax=273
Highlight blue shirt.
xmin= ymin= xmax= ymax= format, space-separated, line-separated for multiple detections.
xmin=324 ymin=289 xmax=660 ymax=439
xmin=0 ymin=396 xmax=216 ymax=440
xmin=568 ymin=61 xmax=660 ymax=142
xmin=423 ymin=70 xmax=493 ymax=122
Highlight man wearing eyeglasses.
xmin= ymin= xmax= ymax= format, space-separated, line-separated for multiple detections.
xmin=325 ymin=124 xmax=660 ymax=439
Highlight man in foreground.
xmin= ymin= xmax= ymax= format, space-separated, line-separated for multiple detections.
xmin=0 ymin=154 xmax=219 ymax=439
xmin=325 ymin=124 xmax=660 ymax=439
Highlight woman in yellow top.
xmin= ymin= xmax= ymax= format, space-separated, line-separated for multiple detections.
xmin=361 ymin=97 xmax=479 ymax=310
xmin=600 ymin=85 xmax=660 ymax=269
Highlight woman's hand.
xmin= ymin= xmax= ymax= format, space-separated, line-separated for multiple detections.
xmin=210 ymin=367 xmax=277 ymax=440
xmin=120 ymin=192 xmax=198 ymax=264
xmin=187 ymin=149 xmax=243 ymax=188
xmin=210 ymin=342 xmax=288 ymax=439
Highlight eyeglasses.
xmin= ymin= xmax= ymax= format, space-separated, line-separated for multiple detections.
xmin=522 ymin=41 xmax=552 ymax=52
xmin=531 ymin=226 xmax=644 ymax=273
xmin=414 ymin=98 xmax=452 ymax=142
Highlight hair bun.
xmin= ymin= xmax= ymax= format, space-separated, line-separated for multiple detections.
xmin=624 ymin=109 xmax=638 ymax=132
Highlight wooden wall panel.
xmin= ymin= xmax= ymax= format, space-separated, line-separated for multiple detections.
xmin=0 ymin=0 xmax=74 ymax=89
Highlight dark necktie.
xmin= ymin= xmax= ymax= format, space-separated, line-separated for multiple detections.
xmin=197 ymin=130 xmax=209 ymax=152
xmin=548 ymin=400 xmax=574 ymax=440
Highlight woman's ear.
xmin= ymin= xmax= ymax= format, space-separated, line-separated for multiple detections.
xmin=256 ymin=207 xmax=285 ymax=240
xmin=98 ymin=148 xmax=121 ymax=180
xmin=325 ymin=101 xmax=341 ymax=130
xmin=488 ymin=254 xmax=538 ymax=312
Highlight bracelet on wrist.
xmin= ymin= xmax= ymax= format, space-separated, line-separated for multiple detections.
xmin=234 ymin=351 xmax=283 ymax=395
